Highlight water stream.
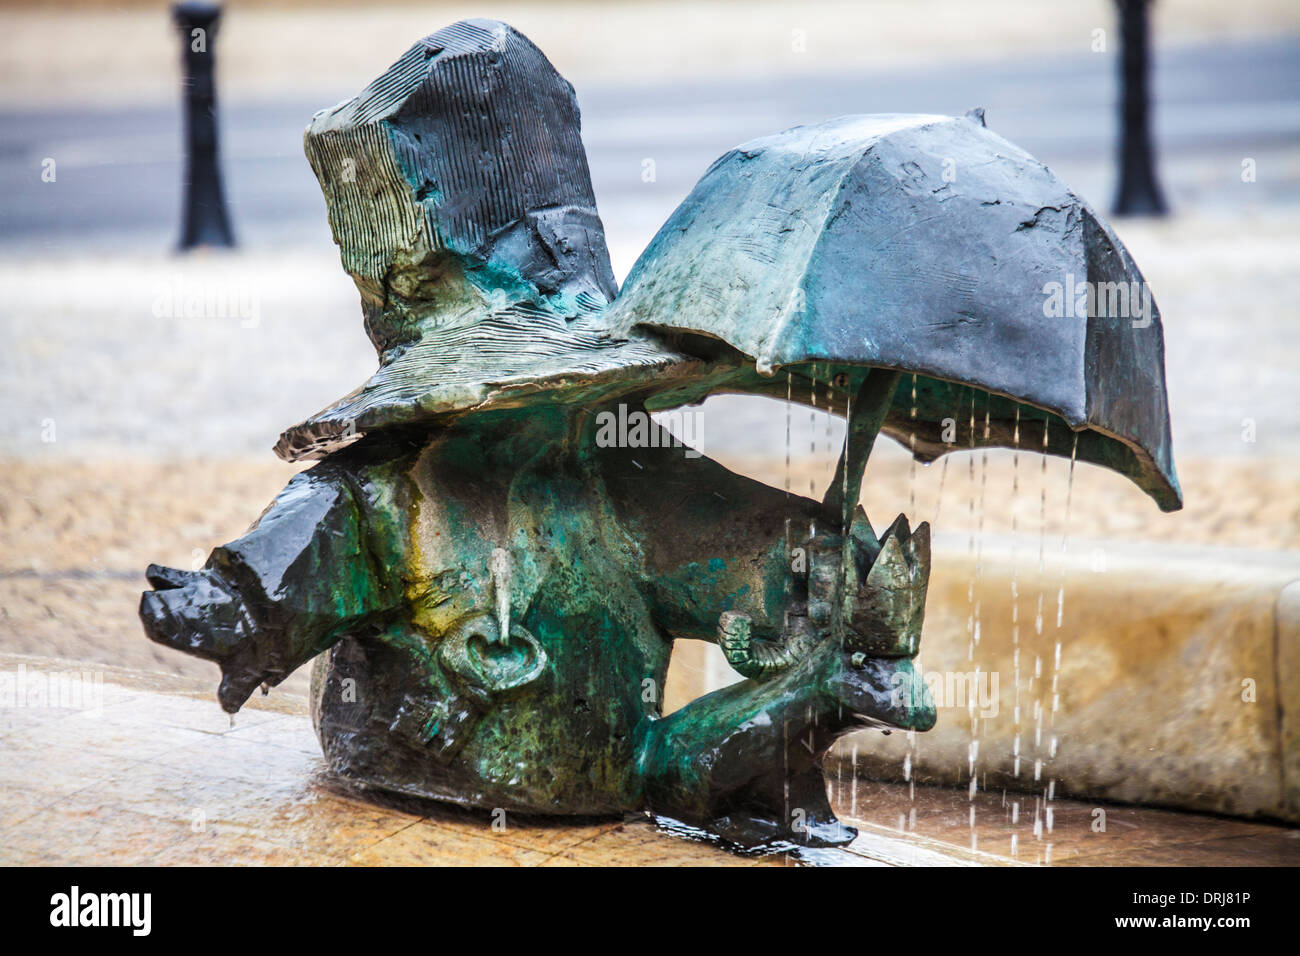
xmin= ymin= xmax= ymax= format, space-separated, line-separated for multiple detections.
xmin=967 ymin=400 xmax=993 ymax=848
xmin=769 ymin=372 xmax=1082 ymax=860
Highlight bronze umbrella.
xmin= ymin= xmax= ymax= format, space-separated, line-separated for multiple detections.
xmin=609 ymin=111 xmax=1181 ymax=517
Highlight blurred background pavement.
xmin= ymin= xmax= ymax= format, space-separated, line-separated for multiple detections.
xmin=2 ymin=0 xmax=1298 ymax=693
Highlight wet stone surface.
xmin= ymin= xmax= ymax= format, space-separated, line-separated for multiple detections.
xmin=2 ymin=654 xmax=1296 ymax=867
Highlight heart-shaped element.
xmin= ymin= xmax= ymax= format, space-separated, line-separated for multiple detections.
xmin=439 ymin=612 xmax=548 ymax=703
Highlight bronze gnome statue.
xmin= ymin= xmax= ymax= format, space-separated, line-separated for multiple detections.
xmin=141 ymin=20 xmax=1180 ymax=849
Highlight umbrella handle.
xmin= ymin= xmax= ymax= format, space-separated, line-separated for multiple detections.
xmin=823 ymin=369 xmax=901 ymax=648
xmin=823 ymin=369 xmax=902 ymax=535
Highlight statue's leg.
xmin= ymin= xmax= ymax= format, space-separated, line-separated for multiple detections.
xmin=635 ymin=641 xmax=933 ymax=849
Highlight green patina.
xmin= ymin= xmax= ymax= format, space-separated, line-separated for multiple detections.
xmin=140 ymin=19 xmax=1179 ymax=852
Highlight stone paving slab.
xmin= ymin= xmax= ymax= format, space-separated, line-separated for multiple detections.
xmin=1 ymin=653 xmax=1297 ymax=867
xmin=836 ymin=777 xmax=1300 ymax=867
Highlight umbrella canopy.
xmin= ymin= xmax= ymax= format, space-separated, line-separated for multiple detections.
xmin=609 ymin=112 xmax=1181 ymax=511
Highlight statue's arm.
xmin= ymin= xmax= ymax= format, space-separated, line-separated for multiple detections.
xmin=139 ymin=459 xmax=406 ymax=712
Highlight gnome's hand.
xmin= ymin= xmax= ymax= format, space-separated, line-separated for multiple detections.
xmin=140 ymin=564 xmax=277 ymax=712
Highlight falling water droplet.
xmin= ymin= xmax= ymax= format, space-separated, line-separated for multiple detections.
xmin=907 ymin=373 xmax=919 ymax=518
xmin=932 ymin=403 xmax=953 ymax=527
xmin=1043 ymin=437 xmax=1078 ymax=857
xmin=966 ymin=390 xmax=979 ymax=656
xmin=849 ymin=743 xmax=859 ymax=817
xmin=809 ymin=373 xmax=818 ymax=497
xmin=1056 ymin=433 xmax=1079 ymax=628
xmin=1008 ymin=405 xmax=1026 ymax=804
xmin=964 ymin=393 xmax=990 ymax=838
xmin=782 ymin=718 xmax=790 ymax=826
xmin=905 ymin=728 xmax=916 ymax=803
xmin=826 ymin=367 xmax=835 ymax=481
xmin=901 ymin=389 xmax=928 ymax=822
xmin=784 ymin=371 xmax=793 ymax=502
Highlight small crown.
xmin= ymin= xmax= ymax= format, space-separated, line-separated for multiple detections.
xmin=865 ymin=514 xmax=930 ymax=591
xmin=849 ymin=514 xmax=930 ymax=658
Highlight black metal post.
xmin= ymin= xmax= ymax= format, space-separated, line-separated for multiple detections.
xmin=174 ymin=1 xmax=235 ymax=249
xmin=1112 ymin=0 xmax=1168 ymax=216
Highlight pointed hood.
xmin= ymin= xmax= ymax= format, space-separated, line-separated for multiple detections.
xmin=276 ymin=19 xmax=686 ymax=461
